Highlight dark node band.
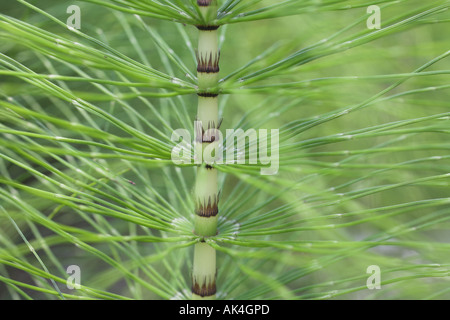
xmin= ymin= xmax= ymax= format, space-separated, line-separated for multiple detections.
xmin=197 ymin=92 xmax=219 ymax=98
xmin=196 ymin=25 xmax=220 ymax=31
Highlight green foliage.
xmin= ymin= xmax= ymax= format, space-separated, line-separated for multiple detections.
xmin=0 ymin=0 xmax=449 ymax=299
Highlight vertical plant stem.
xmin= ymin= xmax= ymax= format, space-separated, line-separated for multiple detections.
xmin=192 ymin=0 xmax=220 ymax=300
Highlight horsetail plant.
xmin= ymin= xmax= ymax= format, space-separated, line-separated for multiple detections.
xmin=192 ymin=0 xmax=220 ymax=299
xmin=0 ymin=0 xmax=450 ymax=301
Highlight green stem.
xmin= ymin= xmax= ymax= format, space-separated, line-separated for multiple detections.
xmin=192 ymin=242 xmax=216 ymax=300
xmin=192 ymin=0 xmax=220 ymax=300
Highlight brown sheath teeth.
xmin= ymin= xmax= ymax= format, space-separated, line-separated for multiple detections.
xmin=192 ymin=279 xmax=216 ymax=297
xmin=197 ymin=52 xmax=220 ymax=73
xmin=196 ymin=194 xmax=219 ymax=217
xmin=195 ymin=120 xmax=222 ymax=143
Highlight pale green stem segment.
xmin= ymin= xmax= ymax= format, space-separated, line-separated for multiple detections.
xmin=192 ymin=242 xmax=216 ymax=300
xmin=194 ymin=166 xmax=218 ymax=237
xmin=198 ymin=30 xmax=218 ymax=58
xmin=192 ymin=0 xmax=220 ymax=300
xmin=199 ymin=2 xmax=217 ymax=23
xmin=197 ymin=96 xmax=219 ymax=129
xmin=197 ymin=29 xmax=219 ymax=90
